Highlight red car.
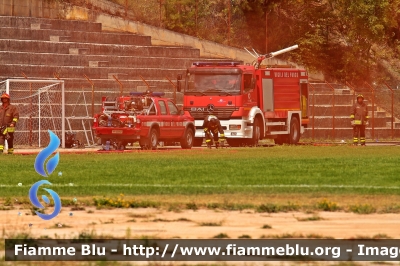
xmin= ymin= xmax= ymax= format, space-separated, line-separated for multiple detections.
xmin=93 ymin=92 xmax=195 ymax=150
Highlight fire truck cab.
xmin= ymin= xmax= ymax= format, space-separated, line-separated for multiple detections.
xmin=181 ymin=59 xmax=309 ymax=146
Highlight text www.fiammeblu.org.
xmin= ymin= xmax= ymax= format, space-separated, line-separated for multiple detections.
xmin=122 ymin=244 xmax=400 ymax=259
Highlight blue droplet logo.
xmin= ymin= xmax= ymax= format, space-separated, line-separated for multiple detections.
xmin=34 ymin=130 xmax=60 ymax=177
xmin=29 ymin=180 xmax=62 ymax=220
xmin=30 ymin=130 xmax=62 ymax=220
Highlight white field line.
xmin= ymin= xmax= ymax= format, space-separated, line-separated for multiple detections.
xmin=6 ymin=184 xmax=400 ymax=189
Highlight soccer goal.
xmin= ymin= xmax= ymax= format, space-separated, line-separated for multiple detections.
xmin=0 ymin=79 xmax=65 ymax=148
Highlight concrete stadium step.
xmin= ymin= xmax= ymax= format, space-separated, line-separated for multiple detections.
xmin=0 ymin=39 xmax=200 ymax=58
xmin=0 ymin=51 xmax=198 ymax=69
xmin=0 ymin=27 xmax=151 ymax=46
xmin=62 ymin=97 xmax=185 ymax=117
xmin=1 ymin=77 xmax=181 ymax=91
xmin=0 ymin=64 xmax=186 ymax=80
xmin=387 ymin=122 xmax=400 ymax=129
xmin=309 ymin=94 xmax=362 ymax=105
xmin=311 ymin=105 xmax=379 ymax=116
xmin=302 ymin=128 xmax=400 ymax=140
xmin=14 ymin=95 xmax=183 ymax=119
xmin=310 ymin=116 xmax=390 ymax=128
xmin=0 ymin=16 xmax=102 ymax=32
xmin=308 ymin=86 xmax=352 ymax=95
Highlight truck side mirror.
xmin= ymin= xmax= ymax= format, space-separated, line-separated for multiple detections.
xmin=177 ymin=74 xmax=183 ymax=92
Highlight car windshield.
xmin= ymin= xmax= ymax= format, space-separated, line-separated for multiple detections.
xmin=186 ymin=74 xmax=241 ymax=95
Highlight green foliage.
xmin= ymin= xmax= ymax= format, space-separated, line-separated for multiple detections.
xmin=106 ymin=0 xmax=400 ymax=85
xmin=199 ymin=221 xmax=222 ymax=226
xmin=317 ymin=199 xmax=340 ymax=211
xmin=257 ymin=202 xmax=300 ymax=213
xmin=349 ymin=204 xmax=377 ymax=214
xmin=296 ymin=215 xmax=324 ymax=222
xmin=93 ymin=195 xmax=160 ymax=209
xmin=213 ymin=233 xmax=229 ymax=238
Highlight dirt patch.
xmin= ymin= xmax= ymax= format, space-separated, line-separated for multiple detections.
xmin=4 ymin=207 xmax=400 ymax=240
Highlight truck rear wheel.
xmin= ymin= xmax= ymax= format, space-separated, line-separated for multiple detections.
xmin=289 ymin=116 xmax=300 ymax=144
xmin=181 ymin=128 xmax=194 ymax=149
xmin=193 ymin=138 xmax=203 ymax=147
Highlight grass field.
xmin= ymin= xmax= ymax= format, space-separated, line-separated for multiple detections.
xmin=3 ymin=145 xmax=400 ymax=199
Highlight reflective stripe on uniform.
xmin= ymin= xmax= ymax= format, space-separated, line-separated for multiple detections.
xmin=8 ymin=148 xmax=14 ymax=154
xmin=205 ymin=139 xmax=211 ymax=143
xmin=0 ymin=145 xmax=3 ymax=150
xmin=7 ymin=127 xmax=15 ymax=133
xmin=350 ymin=115 xmax=355 ymax=119
xmin=354 ymin=120 xmax=362 ymax=125
xmin=12 ymin=118 xmax=18 ymax=122
xmin=353 ymin=138 xmax=359 ymax=143
xmin=204 ymin=128 xmax=208 ymax=132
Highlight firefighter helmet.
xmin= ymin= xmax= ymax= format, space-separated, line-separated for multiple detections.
xmin=1 ymin=93 xmax=10 ymax=99
xmin=357 ymin=94 xmax=364 ymax=100
xmin=209 ymin=118 xmax=217 ymax=126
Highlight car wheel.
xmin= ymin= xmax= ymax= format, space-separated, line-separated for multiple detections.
xmin=149 ymin=128 xmax=158 ymax=150
xmin=181 ymin=128 xmax=194 ymax=149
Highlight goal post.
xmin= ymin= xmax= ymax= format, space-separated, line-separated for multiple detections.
xmin=1 ymin=79 xmax=65 ymax=148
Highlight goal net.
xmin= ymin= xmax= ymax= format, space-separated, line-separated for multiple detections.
xmin=0 ymin=79 xmax=65 ymax=148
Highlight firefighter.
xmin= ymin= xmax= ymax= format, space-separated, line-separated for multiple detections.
xmin=0 ymin=93 xmax=19 ymax=154
xmin=202 ymin=115 xmax=225 ymax=148
xmin=350 ymin=94 xmax=369 ymax=146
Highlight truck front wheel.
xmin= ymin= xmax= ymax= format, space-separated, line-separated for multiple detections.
xmin=181 ymin=128 xmax=194 ymax=149
xmin=149 ymin=128 xmax=159 ymax=150
xmin=248 ymin=118 xmax=261 ymax=146
xmin=140 ymin=128 xmax=159 ymax=150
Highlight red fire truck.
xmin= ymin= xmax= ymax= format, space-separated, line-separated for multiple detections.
xmin=93 ymin=91 xmax=195 ymax=150
xmin=178 ymin=45 xmax=309 ymax=146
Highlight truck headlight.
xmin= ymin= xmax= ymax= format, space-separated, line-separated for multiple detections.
xmin=229 ymin=125 xmax=241 ymax=130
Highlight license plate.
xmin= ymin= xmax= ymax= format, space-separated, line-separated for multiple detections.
xmin=112 ymin=130 xmax=123 ymax=134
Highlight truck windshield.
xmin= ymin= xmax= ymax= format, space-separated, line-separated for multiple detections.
xmin=186 ymin=74 xmax=241 ymax=95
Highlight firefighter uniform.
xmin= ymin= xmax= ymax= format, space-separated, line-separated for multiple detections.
xmin=350 ymin=94 xmax=369 ymax=146
xmin=202 ymin=115 xmax=225 ymax=148
xmin=0 ymin=93 xmax=19 ymax=154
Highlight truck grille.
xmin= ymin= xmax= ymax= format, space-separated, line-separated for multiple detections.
xmin=184 ymin=107 xmax=238 ymax=120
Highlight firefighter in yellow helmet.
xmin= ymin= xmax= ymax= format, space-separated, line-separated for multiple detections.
xmin=0 ymin=93 xmax=19 ymax=154
xmin=202 ymin=115 xmax=225 ymax=148
xmin=350 ymin=94 xmax=369 ymax=146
